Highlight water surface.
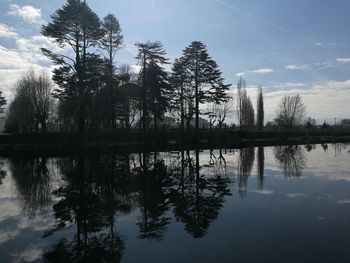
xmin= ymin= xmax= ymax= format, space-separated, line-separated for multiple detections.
xmin=0 ymin=144 xmax=350 ymax=263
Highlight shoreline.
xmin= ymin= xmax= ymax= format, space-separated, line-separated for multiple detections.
xmin=0 ymin=130 xmax=349 ymax=156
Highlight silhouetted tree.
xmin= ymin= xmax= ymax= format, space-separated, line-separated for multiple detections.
xmin=42 ymin=0 xmax=104 ymax=132
xmin=182 ymin=41 xmax=230 ymax=130
xmin=6 ymin=70 xmax=53 ymax=133
xmin=145 ymin=61 xmax=172 ymax=129
xmin=100 ymin=13 xmax=123 ymax=130
xmin=275 ymin=94 xmax=306 ymax=129
xmin=236 ymin=78 xmax=254 ymax=129
xmin=135 ymin=41 xmax=168 ymax=130
xmin=256 ymin=87 xmax=264 ymax=130
xmin=170 ymin=58 xmax=189 ymax=130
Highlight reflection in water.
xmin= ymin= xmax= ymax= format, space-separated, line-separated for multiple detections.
xmin=237 ymin=148 xmax=255 ymax=196
xmin=38 ymin=150 xmax=232 ymax=261
xmin=44 ymin=155 xmax=129 ymax=263
xmin=170 ymin=150 xmax=232 ymax=238
xmin=9 ymin=157 xmax=52 ymax=217
xmin=257 ymin=147 xmax=265 ymax=189
xmin=274 ymin=146 xmax=306 ymax=177
xmin=135 ymin=152 xmax=171 ymax=241
xmin=0 ymin=160 xmax=6 ymax=185
xmin=2 ymin=145 xmax=350 ymax=262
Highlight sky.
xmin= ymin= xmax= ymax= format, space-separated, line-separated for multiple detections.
xmin=0 ymin=0 xmax=350 ymax=123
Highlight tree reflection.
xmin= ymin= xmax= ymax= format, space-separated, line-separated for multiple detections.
xmin=170 ymin=150 xmax=232 ymax=238
xmin=237 ymin=148 xmax=255 ymax=197
xmin=274 ymin=145 xmax=306 ymax=177
xmin=9 ymin=157 xmax=52 ymax=217
xmin=0 ymin=160 xmax=6 ymax=185
xmin=257 ymin=147 xmax=265 ymax=189
xmin=44 ymin=155 xmax=132 ymax=263
xmin=134 ymin=152 xmax=172 ymax=241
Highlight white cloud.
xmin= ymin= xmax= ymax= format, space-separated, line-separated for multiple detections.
xmin=0 ymin=23 xmax=18 ymax=39
xmin=286 ymin=64 xmax=308 ymax=70
xmin=235 ymin=68 xmax=273 ymax=77
xmin=248 ymin=68 xmax=274 ymax=74
xmin=8 ymin=4 xmax=43 ymax=24
xmin=336 ymin=57 xmax=350 ymax=63
xmin=273 ymin=82 xmax=307 ymax=89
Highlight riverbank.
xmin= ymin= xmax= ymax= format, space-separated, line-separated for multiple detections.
xmin=0 ymin=130 xmax=349 ymax=156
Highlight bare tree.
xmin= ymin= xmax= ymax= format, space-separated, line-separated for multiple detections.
xmin=8 ymin=70 xmax=53 ymax=133
xmin=275 ymin=94 xmax=306 ymax=129
xmin=214 ymin=95 xmax=234 ymax=130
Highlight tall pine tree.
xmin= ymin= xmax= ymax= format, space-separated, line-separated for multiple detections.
xmin=42 ymin=0 xmax=103 ymax=132
xmin=182 ymin=41 xmax=230 ymax=130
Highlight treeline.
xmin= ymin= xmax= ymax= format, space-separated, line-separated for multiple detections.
xmin=5 ymin=0 xmax=232 ymax=133
xmin=2 ymin=0 xmax=322 ymax=134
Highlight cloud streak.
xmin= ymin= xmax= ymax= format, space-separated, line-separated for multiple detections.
xmin=214 ymin=0 xmax=320 ymax=46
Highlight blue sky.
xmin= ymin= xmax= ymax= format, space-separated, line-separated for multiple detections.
xmin=0 ymin=0 xmax=350 ymax=122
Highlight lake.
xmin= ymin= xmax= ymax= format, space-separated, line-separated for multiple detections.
xmin=0 ymin=144 xmax=350 ymax=263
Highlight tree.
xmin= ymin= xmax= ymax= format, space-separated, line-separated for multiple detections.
xmin=145 ymin=61 xmax=171 ymax=129
xmin=236 ymin=78 xmax=254 ymax=129
xmin=256 ymin=87 xmax=264 ymax=130
xmin=182 ymin=41 xmax=230 ymax=130
xmin=214 ymin=95 xmax=234 ymax=130
xmin=170 ymin=58 xmax=189 ymax=130
xmin=0 ymin=91 xmax=6 ymax=114
xmin=135 ymin=41 xmax=168 ymax=130
xmin=100 ymin=13 xmax=123 ymax=130
xmin=42 ymin=0 xmax=104 ymax=132
xmin=7 ymin=70 xmax=53 ymax=133
xmin=275 ymin=94 xmax=306 ymax=129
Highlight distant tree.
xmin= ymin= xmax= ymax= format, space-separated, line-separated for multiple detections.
xmin=7 ymin=70 xmax=53 ymax=133
xmin=42 ymin=0 xmax=104 ymax=132
xmin=170 ymin=58 xmax=189 ymax=130
xmin=256 ymin=87 xmax=264 ymax=130
xmin=100 ymin=13 xmax=123 ymax=130
xmin=236 ymin=78 xmax=254 ymax=129
xmin=275 ymin=94 xmax=306 ymax=129
xmin=135 ymin=41 xmax=168 ymax=130
xmin=304 ymin=117 xmax=316 ymax=129
xmin=321 ymin=121 xmax=330 ymax=130
xmin=182 ymin=41 xmax=230 ymax=130
xmin=0 ymin=91 xmax=6 ymax=114
xmin=212 ymin=95 xmax=234 ymax=130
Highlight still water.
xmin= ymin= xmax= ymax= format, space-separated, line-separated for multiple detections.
xmin=0 ymin=144 xmax=349 ymax=263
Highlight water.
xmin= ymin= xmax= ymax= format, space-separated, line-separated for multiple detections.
xmin=0 ymin=144 xmax=349 ymax=263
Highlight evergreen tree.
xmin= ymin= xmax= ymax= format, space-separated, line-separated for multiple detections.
xmin=100 ymin=14 xmax=123 ymax=130
xmin=182 ymin=41 xmax=230 ymax=130
xmin=135 ymin=41 xmax=168 ymax=130
xmin=256 ymin=87 xmax=264 ymax=130
xmin=42 ymin=0 xmax=104 ymax=132
xmin=145 ymin=61 xmax=171 ymax=129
